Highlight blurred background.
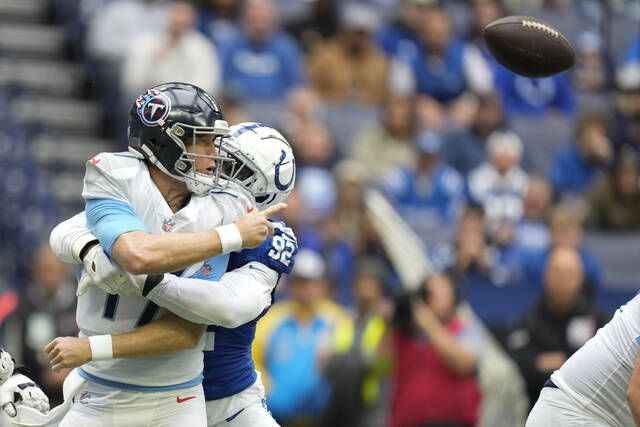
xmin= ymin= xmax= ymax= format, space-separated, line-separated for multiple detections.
xmin=0 ymin=0 xmax=638 ymax=426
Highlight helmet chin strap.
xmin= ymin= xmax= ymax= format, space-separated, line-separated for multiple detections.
xmin=185 ymin=173 xmax=215 ymax=195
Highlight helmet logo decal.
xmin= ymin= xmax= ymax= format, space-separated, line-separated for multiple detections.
xmin=274 ymin=149 xmax=295 ymax=191
xmin=136 ymin=89 xmax=171 ymax=126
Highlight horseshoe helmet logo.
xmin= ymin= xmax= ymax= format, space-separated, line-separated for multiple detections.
xmin=136 ymin=89 xmax=171 ymax=126
xmin=274 ymin=149 xmax=295 ymax=191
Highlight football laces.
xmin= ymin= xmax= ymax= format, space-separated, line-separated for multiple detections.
xmin=521 ymin=20 xmax=559 ymax=38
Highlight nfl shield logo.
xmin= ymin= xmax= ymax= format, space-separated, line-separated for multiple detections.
xmin=199 ymin=263 xmax=212 ymax=277
xmin=162 ymin=218 xmax=176 ymax=232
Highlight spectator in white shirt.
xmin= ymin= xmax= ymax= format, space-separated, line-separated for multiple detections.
xmin=121 ymin=1 xmax=221 ymax=104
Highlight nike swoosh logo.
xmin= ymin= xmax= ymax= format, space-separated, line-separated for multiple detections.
xmin=176 ymin=396 xmax=197 ymax=404
xmin=248 ymin=265 xmax=265 ymax=273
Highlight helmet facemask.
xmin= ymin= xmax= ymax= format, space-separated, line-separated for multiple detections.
xmin=217 ymin=136 xmax=269 ymax=199
xmin=161 ymin=119 xmax=238 ymax=195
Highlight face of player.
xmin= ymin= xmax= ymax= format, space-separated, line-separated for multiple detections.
xmin=184 ymin=134 xmax=218 ymax=176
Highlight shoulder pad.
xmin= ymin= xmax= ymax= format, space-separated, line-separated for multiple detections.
xmin=82 ymin=152 xmax=144 ymax=202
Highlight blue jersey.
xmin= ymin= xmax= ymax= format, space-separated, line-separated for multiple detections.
xmin=201 ymin=225 xmax=296 ymax=401
xmin=203 ymin=312 xmax=265 ymax=400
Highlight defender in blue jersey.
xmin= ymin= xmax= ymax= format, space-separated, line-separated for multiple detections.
xmin=46 ymin=123 xmax=297 ymax=427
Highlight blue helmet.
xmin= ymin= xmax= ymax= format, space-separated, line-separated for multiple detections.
xmin=127 ymin=82 xmax=232 ymax=194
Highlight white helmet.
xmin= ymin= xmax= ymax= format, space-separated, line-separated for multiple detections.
xmin=220 ymin=123 xmax=296 ymax=208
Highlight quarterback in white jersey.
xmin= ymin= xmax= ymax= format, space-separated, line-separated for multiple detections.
xmin=526 ymin=292 xmax=640 ymax=426
xmin=34 ymin=83 xmax=288 ymax=427
xmin=45 ymin=123 xmax=297 ymax=427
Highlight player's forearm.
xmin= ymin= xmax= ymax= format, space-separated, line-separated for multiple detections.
xmin=50 ymin=212 xmax=97 ymax=264
xmin=112 ymin=313 xmax=205 ymax=358
xmin=112 ymin=229 xmax=227 ymax=275
xmin=146 ymin=263 xmax=277 ymax=327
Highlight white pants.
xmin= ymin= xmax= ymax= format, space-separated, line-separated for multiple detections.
xmin=206 ymin=375 xmax=278 ymax=427
xmin=526 ymin=386 xmax=618 ymax=427
xmin=58 ymin=382 xmax=206 ymax=427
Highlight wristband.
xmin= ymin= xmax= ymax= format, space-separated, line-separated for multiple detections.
xmin=88 ymin=335 xmax=113 ymax=361
xmin=215 ymin=224 xmax=243 ymax=254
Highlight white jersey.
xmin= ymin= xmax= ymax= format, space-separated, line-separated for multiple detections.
xmin=551 ymin=292 xmax=640 ymax=427
xmin=77 ymin=151 xmax=251 ymax=389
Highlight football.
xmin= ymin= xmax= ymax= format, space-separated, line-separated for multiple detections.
xmin=483 ymin=15 xmax=575 ymax=78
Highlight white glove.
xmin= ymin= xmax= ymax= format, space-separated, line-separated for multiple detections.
xmin=0 ymin=374 xmax=49 ymax=418
xmin=77 ymin=244 xmax=127 ymax=296
xmin=0 ymin=349 xmax=14 ymax=385
xmin=120 ymin=273 xmax=151 ymax=297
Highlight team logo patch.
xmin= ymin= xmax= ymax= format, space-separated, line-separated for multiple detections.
xmin=162 ymin=218 xmax=176 ymax=232
xmin=198 ymin=262 xmax=212 ymax=277
xmin=136 ymin=89 xmax=171 ymax=126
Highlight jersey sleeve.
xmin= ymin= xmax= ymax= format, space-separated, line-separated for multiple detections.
xmin=82 ymin=153 xmax=147 ymax=256
xmin=49 ymin=211 xmax=97 ymax=264
xmin=145 ymin=262 xmax=278 ymax=327
xmin=82 ymin=154 xmax=132 ymax=203
xmin=85 ymin=199 xmax=147 ymax=257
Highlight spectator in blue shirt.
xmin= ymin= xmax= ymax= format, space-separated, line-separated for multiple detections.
xmin=549 ymin=114 xmax=612 ymax=199
xmin=613 ymin=33 xmax=640 ymax=156
xmin=377 ymin=0 xmax=433 ymax=63
xmin=616 ymin=32 xmax=640 ymax=90
xmin=381 ymin=130 xmax=465 ymax=236
xmin=494 ymin=66 xmax=576 ymax=117
xmin=221 ymin=0 xmax=303 ymax=101
xmin=197 ymin=0 xmax=242 ymax=57
xmin=522 ymin=207 xmax=604 ymax=296
xmin=395 ymin=7 xmax=493 ymax=104
xmin=467 ymin=130 xmax=529 ymax=236
xmin=443 ymin=92 xmax=506 ymax=176
xmin=254 ymin=249 xmax=352 ymax=424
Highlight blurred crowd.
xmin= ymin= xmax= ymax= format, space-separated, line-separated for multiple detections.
xmin=0 ymin=0 xmax=639 ymax=426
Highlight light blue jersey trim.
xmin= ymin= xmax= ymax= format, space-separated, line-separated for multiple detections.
xmin=78 ymin=368 xmax=203 ymax=392
xmin=85 ymin=198 xmax=147 ymax=257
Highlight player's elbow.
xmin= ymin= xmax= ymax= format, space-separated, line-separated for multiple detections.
xmin=113 ymin=234 xmax=156 ymax=274
xmin=119 ymin=249 xmax=150 ymax=275
xmin=49 ymin=223 xmax=65 ymax=257
xmin=215 ymin=304 xmax=255 ymax=328
xmin=216 ymin=312 xmax=245 ymax=329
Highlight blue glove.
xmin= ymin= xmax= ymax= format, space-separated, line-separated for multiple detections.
xmin=227 ymin=221 xmax=298 ymax=275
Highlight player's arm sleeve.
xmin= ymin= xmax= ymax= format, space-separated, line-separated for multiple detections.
xmin=49 ymin=212 xmax=98 ymax=264
xmin=85 ymin=198 xmax=146 ymax=257
xmin=82 ymin=155 xmax=147 ymax=257
xmin=145 ymin=262 xmax=278 ymax=328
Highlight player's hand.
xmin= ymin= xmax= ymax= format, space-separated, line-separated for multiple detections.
xmin=44 ymin=337 xmax=92 ymax=372
xmin=234 ymin=203 xmax=287 ymax=249
xmin=0 ymin=349 xmax=14 ymax=385
xmin=78 ymin=244 xmax=128 ymax=296
xmin=0 ymin=374 xmax=49 ymax=417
